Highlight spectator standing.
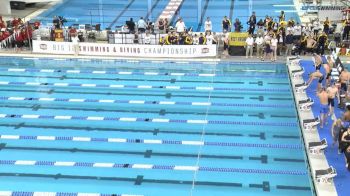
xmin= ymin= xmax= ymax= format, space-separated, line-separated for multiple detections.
xmin=164 ymin=18 xmax=169 ymax=33
xmin=133 ymin=32 xmax=139 ymax=44
xmin=245 ymin=34 xmax=254 ymax=58
xmin=323 ymin=17 xmax=330 ymax=35
xmin=53 ymin=16 xmax=60 ymax=29
xmin=204 ymin=17 xmax=212 ymax=33
xmin=255 ymin=35 xmax=264 ymax=59
xmin=317 ymin=32 xmax=328 ymax=55
xmin=262 ymin=43 xmax=273 ymax=61
xmin=271 ymin=35 xmax=278 ymax=61
xmin=158 ymin=18 xmax=165 ymax=34
xmin=285 ymin=31 xmax=294 ymax=56
xmin=71 ymin=34 xmax=79 ymax=56
xmin=222 ymin=30 xmax=229 ymax=56
xmin=199 ymin=33 xmax=206 ymax=45
xmin=127 ymin=18 xmax=135 ymax=33
xmin=293 ymin=22 xmax=302 ymax=40
xmin=222 ymin=16 xmax=231 ymax=32
xmin=234 ymin=18 xmax=242 ymax=32
xmin=247 ymin=11 xmax=256 ymax=35
xmin=137 ymin=17 xmax=147 ymax=33
xmin=313 ymin=19 xmax=321 ymax=37
xmin=212 ymin=32 xmax=218 ymax=44
xmin=343 ymin=18 xmax=350 ymax=41
xmin=144 ymin=32 xmax=151 ymax=44
xmin=272 ymin=19 xmax=279 ymax=33
xmin=206 ymin=32 xmax=213 ymax=45
xmin=184 ymin=33 xmax=193 ymax=45
xmin=256 ymin=26 xmax=264 ymax=37
xmin=175 ymin=18 xmax=186 ymax=34
xmin=257 ymin=19 xmax=264 ymax=29
xmin=279 ymin=11 xmax=285 ymax=22
xmin=193 ymin=34 xmax=199 ymax=45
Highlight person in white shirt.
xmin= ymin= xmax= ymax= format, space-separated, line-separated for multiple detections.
xmin=245 ymin=34 xmax=254 ymax=58
xmin=204 ymin=17 xmax=212 ymax=33
xmin=175 ymin=18 xmax=186 ymax=33
xmin=206 ymin=31 xmax=213 ymax=45
xmin=71 ymin=35 xmax=79 ymax=56
xmin=193 ymin=34 xmax=199 ymax=45
xmin=255 ymin=35 xmax=264 ymax=59
xmin=293 ymin=22 xmax=302 ymax=40
xmin=270 ymin=35 xmax=278 ymax=61
xmin=312 ymin=19 xmax=321 ymax=37
xmin=137 ymin=17 xmax=147 ymax=33
xmin=144 ymin=32 xmax=151 ymax=44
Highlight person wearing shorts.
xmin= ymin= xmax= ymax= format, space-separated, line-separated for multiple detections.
xmin=318 ymin=88 xmax=329 ymax=128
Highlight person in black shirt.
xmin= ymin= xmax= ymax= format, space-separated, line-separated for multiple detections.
xmin=53 ymin=16 xmax=60 ymax=29
xmin=317 ymin=32 xmax=328 ymax=55
xmin=285 ymin=31 xmax=294 ymax=56
xmin=234 ymin=18 xmax=242 ymax=32
xmin=257 ymin=19 xmax=264 ymax=28
xmin=247 ymin=11 xmax=256 ymax=34
xmin=343 ymin=18 xmax=350 ymax=40
xmin=222 ymin=16 xmax=231 ymax=32
xmin=126 ymin=18 xmax=135 ymax=34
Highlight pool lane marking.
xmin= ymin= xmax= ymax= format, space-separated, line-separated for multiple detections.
xmin=0 ymin=96 xmax=293 ymax=108
xmin=0 ymin=68 xmax=287 ymax=78
xmin=0 ymin=191 xmax=142 ymax=196
xmin=0 ymin=81 xmax=290 ymax=92
xmin=0 ymin=113 xmax=297 ymax=127
xmin=0 ymin=159 xmax=307 ymax=175
xmin=0 ymin=134 xmax=302 ymax=149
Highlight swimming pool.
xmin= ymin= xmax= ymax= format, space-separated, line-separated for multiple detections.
xmin=0 ymin=57 xmax=314 ymax=196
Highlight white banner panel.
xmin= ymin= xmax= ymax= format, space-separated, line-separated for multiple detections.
xmin=32 ymin=41 xmax=217 ymax=58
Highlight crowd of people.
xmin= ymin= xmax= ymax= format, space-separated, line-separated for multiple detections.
xmin=243 ymin=11 xmax=350 ymax=60
xmin=302 ymin=53 xmax=350 ymax=171
xmin=0 ymin=16 xmax=33 ymax=51
xmin=114 ymin=11 xmax=349 ymax=58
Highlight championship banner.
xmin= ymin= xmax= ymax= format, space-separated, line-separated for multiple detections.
xmin=228 ymin=32 xmax=249 ymax=47
xmin=32 ymin=41 xmax=217 ymax=58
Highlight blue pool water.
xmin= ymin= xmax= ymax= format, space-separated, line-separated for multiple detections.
xmin=35 ymin=0 xmax=299 ymax=32
xmin=0 ymin=57 xmax=314 ymax=195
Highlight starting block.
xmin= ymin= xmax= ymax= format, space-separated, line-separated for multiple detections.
xmin=303 ymin=117 xmax=320 ymax=131
xmin=290 ymin=59 xmax=301 ymax=67
xmin=291 ymin=68 xmax=304 ymax=78
xmin=315 ymin=166 xmax=337 ymax=183
xmin=295 ymin=82 xmax=307 ymax=93
xmin=298 ymin=98 xmax=314 ymax=111
xmin=331 ymin=68 xmax=340 ymax=81
xmin=308 ymin=139 xmax=327 ymax=154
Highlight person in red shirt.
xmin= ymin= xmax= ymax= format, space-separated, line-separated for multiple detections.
xmin=34 ymin=21 xmax=40 ymax=29
xmin=11 ymin=17 xmax=19 ymax=28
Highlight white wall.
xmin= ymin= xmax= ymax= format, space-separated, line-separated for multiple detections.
xmin=0 ymin=0 xmax=11 ymax=15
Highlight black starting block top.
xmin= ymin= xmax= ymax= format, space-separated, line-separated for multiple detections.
xmin=315 ymin=167 xmax=334 ymax=176
xmin=309 ymin=139 xmax=327 ymax=148
xmin=295 ymin=83 xmax=306 ymax=88
xmin=303 ymin=118 xmax=319 ymax=124
xmin=299 ymin=98 xmax=312 ymax=104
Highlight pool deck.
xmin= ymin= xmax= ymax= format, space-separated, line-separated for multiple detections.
xmin=298 ymin=57 xmax=350 ymax=196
